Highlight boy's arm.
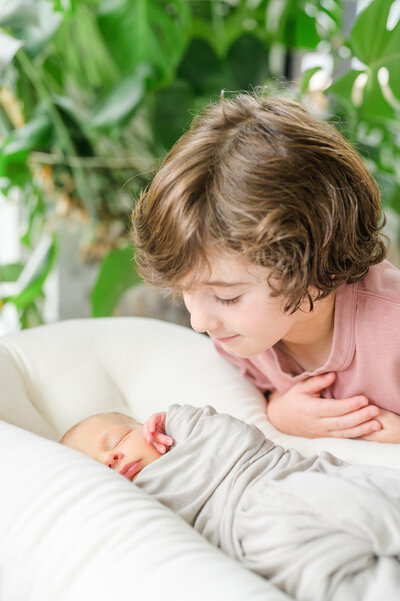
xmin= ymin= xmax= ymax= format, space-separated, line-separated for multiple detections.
xmin=267 ymin=372 xmax=383 ymax=439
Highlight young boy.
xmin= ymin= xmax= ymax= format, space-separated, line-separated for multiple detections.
xmin=62 ymin=405 xmax=400 ymax=601
xmin=131 ymin=92 xmax=400 ymax=442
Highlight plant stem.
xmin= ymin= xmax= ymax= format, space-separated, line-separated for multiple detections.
xmin=211 ymin=0 xmax=225 ymax=56
xmin=16 ymin=50 xmax=97 ymax=218
xmin=30 ymin=151 xmax=143 ymax=170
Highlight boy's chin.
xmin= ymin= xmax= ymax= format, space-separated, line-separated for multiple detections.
xmin=225 ymin=343 xmax=266 ymax=359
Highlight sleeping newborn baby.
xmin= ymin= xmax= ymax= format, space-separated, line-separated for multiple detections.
xmin=62 ymin=404 xmax=400 ymax=601
xmin=61 ymin=410 xmax=166 ymax=480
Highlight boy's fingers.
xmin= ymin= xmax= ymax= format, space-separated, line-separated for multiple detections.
xmin=324 ymin=405 xmax=380 ymax=431
xmin=316 ymin=396 xmax=370 ymax=417
xmin=299 ymin=372 xmax=336 ymax=394
xmin=328 ymin=419 xmax=382 ymax=439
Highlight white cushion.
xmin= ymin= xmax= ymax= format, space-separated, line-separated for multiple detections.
xmin=0 ymin=317 xmax=398 ymax=601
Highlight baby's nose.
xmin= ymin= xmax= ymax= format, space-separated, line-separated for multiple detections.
xmin=107 ymin=452 xmax=122 ymax=469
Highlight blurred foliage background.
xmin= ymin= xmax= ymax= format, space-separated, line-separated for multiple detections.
xmin=0 ymin=0 xmax=399 ymax=328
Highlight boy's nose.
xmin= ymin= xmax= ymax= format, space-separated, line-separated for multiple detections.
xmin=189 ymin=308 xmax=221 ymax=334
xmin=183 ymin=293 xmax=221 ymax=333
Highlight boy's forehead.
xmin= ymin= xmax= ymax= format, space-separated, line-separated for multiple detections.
xmin=180 ymin=250 xmax=268 ymax=290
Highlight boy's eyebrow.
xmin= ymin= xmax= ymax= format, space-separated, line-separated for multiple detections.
xmin=202 ymin=280 xmax=250 ymax=287
xmin=179 ymin=279 xmax=252 ymax=292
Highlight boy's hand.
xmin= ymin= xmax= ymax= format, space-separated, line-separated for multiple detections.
xmin=360 ymin=409 xmax=400 ymax=443
xmin=143 ymin=412 xmax=174 ymax=454
xmin=266 ymin=372 xmax=382 ymax=439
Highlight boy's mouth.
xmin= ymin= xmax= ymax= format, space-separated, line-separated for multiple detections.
xmin=215 ymin=334 xmax=240 ymax=343
xmin=120 ymin=460 xmax=142 ymax=481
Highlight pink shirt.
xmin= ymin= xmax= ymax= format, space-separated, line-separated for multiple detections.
xmin=214 ymin=260 xmax=400 ymax=413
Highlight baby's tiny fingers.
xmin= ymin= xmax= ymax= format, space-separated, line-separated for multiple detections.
xmin=154 ymin=442 xmax=167 ymax=454
xmin=154 ymin=433 xmax=174 ymax=445
xmin=142 ymin=424 xmax=151 ymax=442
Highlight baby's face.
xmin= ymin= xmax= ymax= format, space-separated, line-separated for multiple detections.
xmin=63 ymin=413 xmax=161 ymax=481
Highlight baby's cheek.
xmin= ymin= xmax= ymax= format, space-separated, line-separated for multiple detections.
xmin=148 ymin=444 xmax=162 ymax=460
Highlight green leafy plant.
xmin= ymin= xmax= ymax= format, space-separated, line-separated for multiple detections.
xmin=325 ymin=0 xmax=400 ymax=215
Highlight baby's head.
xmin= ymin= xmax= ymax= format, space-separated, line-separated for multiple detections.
xmin=61 ymin=412 xmax=161 ymax=481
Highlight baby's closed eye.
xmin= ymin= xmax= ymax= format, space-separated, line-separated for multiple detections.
xmin=107 ymin=428 xmax=132 ymax=450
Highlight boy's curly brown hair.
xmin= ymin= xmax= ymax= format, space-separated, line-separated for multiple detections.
xmin=131 ymin=92 xmax=387 ymax=313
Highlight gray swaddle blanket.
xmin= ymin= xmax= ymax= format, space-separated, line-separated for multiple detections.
xmin=134 ymin=404 xmax=400 ymax=601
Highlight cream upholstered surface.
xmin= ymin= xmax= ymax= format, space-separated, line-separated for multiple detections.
xmin=0 ymin=317 xmax=399 ymax=601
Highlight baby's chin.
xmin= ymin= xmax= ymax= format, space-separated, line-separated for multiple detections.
xmin=133 ymin=452 xmax=162 ymax=478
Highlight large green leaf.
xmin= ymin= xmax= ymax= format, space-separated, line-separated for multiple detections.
xmin=97 ymin=0 xmax=190 ymax=84
xmin=326 ymin=69 xmax=362 ymax=117
xmin=387 ymin=58 xmax=400 ymax=101
xmin=267 ymin=0 xmax=323 ymax=50
xmin=0 ymin=0 xmax=39 ymax=27
xmin=0 ymin=263 xmax=24 ymax=283
xmin=292 ymin=8 xmax=320 ymax=49
xmin=51 ymin=3 xmax=119 ymax=93
xmin=0 ymin=113 xmax=52 ymax=156
xmin=300 ymin=66 xmax=321 ymax=94
xmin=227 ymin=34 xmax=270 ymax=90
xmin=0 ymin=31 xmax=23 ymax=72
xmin=91 ymin=63 xmax=152 ymax=128
xmin=11 ymin=1 xmax=63 ymax=58
xmin=91 ymin=246 xmax=142 ymax=317
xmin=52 ymin=0 xmax=77 ymax=15
xmin=9 ymin=237 xmax=57 ymax=310
xmin=0 ymin=150 xmax=30 ymax=187
xmin=153 ymin=79 xmax=196 ymax=150
xmin=190 ymin=0 xmax=269 ymax=58
xmin=361 ymin=70 xmax=397 ymax=123
xmin=177 ymin=38 xmax=221 ymax=94
xmin=351 ymin=0 xmax=400 ymax=67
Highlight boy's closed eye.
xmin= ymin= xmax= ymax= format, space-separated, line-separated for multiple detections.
xmin=215 ymin=296 xmax=241 ymax=305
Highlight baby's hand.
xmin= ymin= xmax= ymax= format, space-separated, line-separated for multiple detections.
xmin=143 ymin=412 xmax=174 ymax=454
xmin=267 ymin=372 xmax=382 ymax=439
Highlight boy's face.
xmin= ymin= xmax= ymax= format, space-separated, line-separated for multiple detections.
xmin=63 ymin=413 xmax=161 ymax=481
xmin=182 ymin=250 xmax=332 ymax=358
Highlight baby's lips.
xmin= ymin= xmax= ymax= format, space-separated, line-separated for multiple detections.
xmin=120 ymin=460 xmax=142 ymax=480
